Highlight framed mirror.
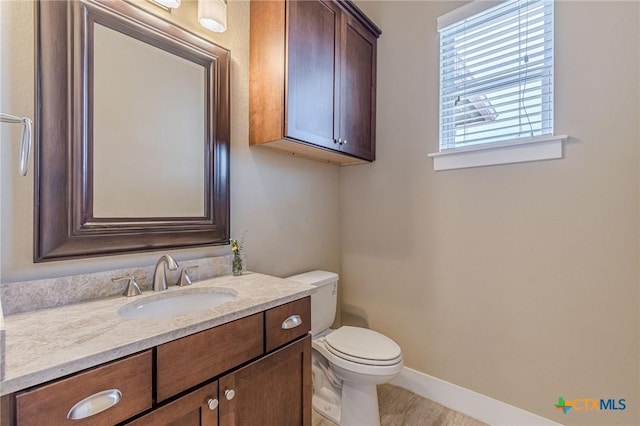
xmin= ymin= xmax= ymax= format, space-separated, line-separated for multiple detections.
xmin=35 ymin=0 xmax=230 ymax=261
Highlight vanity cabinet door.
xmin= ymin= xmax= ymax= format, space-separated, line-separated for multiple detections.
xmin=125 ymin=382 xmax=218 ymax=426
xmin=218 ymin=336 xmax=311 ymax=426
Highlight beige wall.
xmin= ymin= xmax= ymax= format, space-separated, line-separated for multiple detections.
xmin=342 ymin=1 xmax=639 ymax=425
xmin=0 ymin=0 xmax=340 ymax=283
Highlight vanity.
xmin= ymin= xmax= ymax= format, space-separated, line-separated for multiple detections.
xmin=0 ymin=273 xmax=315 ymax=425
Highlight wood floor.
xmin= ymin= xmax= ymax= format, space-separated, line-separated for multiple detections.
xmin=311 ymin=384 xmax=489 ymax=426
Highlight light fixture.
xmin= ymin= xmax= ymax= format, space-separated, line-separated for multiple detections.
xmin=148 ymin=0 xmax=181 ymax=10
xmin=198 ymin=0 xmax=227 ymax=33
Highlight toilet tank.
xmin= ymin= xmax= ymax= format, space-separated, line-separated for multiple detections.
xmin=286 ymin=270 xmax=338 ymax=336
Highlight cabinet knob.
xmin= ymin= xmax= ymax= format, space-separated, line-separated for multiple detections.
xmin=207 ymin=398 xmax=219 ymax=411
xmin=343 ymin=139 xmax=347 ymax=145
xmin=334 ymin=139 xmax=339 ymax=144
xmin=225 ymin=389 xmax=235 ymax=400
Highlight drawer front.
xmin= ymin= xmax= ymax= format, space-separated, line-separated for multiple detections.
xmin=16 ymin=351 xmax=152 ymax=426
xmin=156 ymin=313 xmax=264 ymax=402
xmin=265 ymin=297 xmax=311 ymax=352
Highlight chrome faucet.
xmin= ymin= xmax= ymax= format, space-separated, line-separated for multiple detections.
xmin=153 ymin=254 xmax=179 ymax=291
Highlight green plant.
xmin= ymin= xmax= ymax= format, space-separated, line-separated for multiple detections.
xmin=231 ymin=233 xmax=246 ymax=275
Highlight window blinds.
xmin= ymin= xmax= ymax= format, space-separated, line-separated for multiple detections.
xmin=438 ymin=0 xmax=554 ymax=150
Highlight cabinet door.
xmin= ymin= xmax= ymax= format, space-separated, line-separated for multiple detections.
xmin=125 ymin=382 xmax=218 ymax=426
xmin=286 ymin=0 xmax=341 ymax=149
xmin=219 ymin=336 xmax=311 ymax=426
xmin=339 ymin=13 xmax=377 ymax=161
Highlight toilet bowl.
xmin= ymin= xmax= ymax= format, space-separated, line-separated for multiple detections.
xmin=312 ymin=327 xmax=403 ymax=425
xmin=287 ymin=271 xmax=403 ymax=426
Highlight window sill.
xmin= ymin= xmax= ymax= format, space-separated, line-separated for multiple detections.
xmin=428 ymin=135 xmax=568 ymax=171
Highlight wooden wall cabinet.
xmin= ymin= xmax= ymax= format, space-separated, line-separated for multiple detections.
xmin=4 ymin=298 xmax=311 ymax=426
xmin=250 ymin=0 xmax=381 ymax=166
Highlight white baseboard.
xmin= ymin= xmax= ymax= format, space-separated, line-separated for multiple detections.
xmin=389 ymin=367 xmax=562 ymax=426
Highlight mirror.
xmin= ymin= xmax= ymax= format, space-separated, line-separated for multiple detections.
xmin=35 ymin=0 xmax=230 ymax=261
xmin=92 ymin=23 xmax=206 ymax=218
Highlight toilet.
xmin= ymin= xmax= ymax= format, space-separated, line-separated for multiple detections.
xmin=287 ymin=271 xmax=403 ymax=426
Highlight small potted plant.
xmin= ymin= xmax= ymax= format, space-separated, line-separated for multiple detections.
xmin=230 ymin=234 xmax=246 ymax=276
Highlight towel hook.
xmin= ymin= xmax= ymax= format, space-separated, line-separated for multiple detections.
xmin=0 ymin=112 xmax=32 ymax=176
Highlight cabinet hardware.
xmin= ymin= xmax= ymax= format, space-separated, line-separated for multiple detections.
xmin=225 ymin=389 xmax=235 ymax=400
xmin=207 ymin=398 xmax=219 ymax=411
xmin=67 ymin=389 xmax=122 ymax=420
xmin=281 ymin=314 xmax=302 ymax=330
xmin=343 ymin=139 xmax=347 ymax=145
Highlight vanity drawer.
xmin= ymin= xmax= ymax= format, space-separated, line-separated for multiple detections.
xmin=156 ymin=313 xmax=264 ymax=402
xmin=265 ymin=297 xmax=311 ymax=352
xmin=15 ymin=350 xmax=152 ymax=426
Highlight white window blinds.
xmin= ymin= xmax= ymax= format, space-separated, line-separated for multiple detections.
xmin=438 ymin=0 xmax=554 ymax=151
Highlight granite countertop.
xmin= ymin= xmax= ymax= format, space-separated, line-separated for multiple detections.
xmin=0 ymin=272 xmax=315 ymax=395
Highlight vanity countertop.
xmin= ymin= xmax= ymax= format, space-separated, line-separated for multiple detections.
xmin=0 ymin=272 xmax=315 ymax=395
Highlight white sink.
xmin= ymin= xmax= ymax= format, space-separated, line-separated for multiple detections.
xmin=118 ymin=288 xmax=237 ymax=319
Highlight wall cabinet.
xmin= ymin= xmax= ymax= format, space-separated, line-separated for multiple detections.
xmin=250 ymin=0 xmax=381 ymax=165
xmin=3 ymin=298 xmax=311 ymax=426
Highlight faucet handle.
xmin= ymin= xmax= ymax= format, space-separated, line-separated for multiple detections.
xmin=176 ymin=266 xmax=199 ymax=287
xmin=112 ymin=275 xmax=142 ymax=297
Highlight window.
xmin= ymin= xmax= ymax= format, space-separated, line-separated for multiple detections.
xmin=430 ymin=0 xmax=566 ymax=171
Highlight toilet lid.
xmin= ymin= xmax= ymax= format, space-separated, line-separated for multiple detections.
xmin=324 ymin=326 xmax=402 ymax=364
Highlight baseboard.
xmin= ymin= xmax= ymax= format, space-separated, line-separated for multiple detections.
xmin=389 ymin=367 xmax=562 ymax=426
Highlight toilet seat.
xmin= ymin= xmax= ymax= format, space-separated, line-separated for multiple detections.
xmin=324 ymin=326 xmax=402 ymax=366
xmin=312 ymin=326 xmax=403 ymax=377
xmin=325 ymin=345 xmax=402 ymax=366
xmin=312 ymin=338 xmax=403 ymax=377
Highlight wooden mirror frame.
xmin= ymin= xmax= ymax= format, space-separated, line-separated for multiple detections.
xmin=34 ymin=0 xmax=230 ymax=262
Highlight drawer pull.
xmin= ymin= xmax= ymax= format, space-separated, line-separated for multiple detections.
xmin=281 ymin=314 xmax=302 ymax=330
xmin=207 ymin=398 xmax=219 ymax=410
xmin=67 ymin=389 xmax=122 ymax=420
